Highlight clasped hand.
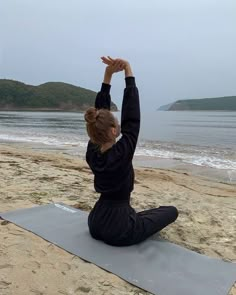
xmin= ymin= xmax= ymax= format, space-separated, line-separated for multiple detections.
xmin=101 ymin=56 xmax=129 ymax=75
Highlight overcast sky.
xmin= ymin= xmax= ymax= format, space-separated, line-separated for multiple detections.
xmin=1 ymin=0 xmax=236 ymax=110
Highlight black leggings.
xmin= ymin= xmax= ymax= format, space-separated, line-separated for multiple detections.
xmin=88 ymin=199 xmax=178 ymax=247
xmin=132 ymin=206 xmax=178 ymax=244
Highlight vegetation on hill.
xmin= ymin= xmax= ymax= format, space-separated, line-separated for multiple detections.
xmin=158 ymin=96 xmax=236 ymax=111
xmin=157 ymin=102 xmax=174 ymax=111
xmin=0 ymin=79 xmax=118 ymax=111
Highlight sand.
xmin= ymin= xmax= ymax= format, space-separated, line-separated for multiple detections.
xmin=0 ymin=143 xmax=235 ymax=295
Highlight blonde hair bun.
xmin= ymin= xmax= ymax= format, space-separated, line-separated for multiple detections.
xmin=84 ymin=107 xmax=98 ymax=124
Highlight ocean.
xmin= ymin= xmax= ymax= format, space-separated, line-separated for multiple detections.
xmin=0 ymin=110 xmax=236 ymax=184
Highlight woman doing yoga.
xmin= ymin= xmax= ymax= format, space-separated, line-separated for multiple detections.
xmin=84 ymin=56 xmax=178 ymax=246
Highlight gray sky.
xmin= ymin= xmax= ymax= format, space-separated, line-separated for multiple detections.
xmin=1 ymin=0 xmax=236 ymax=111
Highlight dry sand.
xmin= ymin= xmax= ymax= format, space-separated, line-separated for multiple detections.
xmin=0 ymin=143 xmax=235 ymax=295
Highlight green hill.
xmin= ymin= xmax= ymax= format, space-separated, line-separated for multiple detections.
xmin=159 ymin=96 xmax=236 ymax=111
xmin=0 ymin=79 xmax=118 ymax=111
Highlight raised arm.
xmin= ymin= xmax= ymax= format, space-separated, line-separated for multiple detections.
xmin=94 ymin=82 xmax=111 ymax=110
xmin=99 ymin=57 xmax=140 ymax=161
xmin=95 ymin=58 xmax=125 ymax=110
xmin=86 ymin=57 xmax=125 ymax=153
xmin=118 ymin=67 xmax=140 ymax=161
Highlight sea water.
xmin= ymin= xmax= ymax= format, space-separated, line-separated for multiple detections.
xmin=0 ymin=110 xmax=235 ymax=183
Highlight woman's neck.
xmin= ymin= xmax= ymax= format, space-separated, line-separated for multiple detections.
xmin=100 ymin=140 xmax=116 ymax=153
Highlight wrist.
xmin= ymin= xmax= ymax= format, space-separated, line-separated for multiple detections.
xmin=124 ymin=64 xmax=133 ymax=77
xmin=105 ymin=67 xmax=113 ymax=75
xmin=124 ymin=62 xmax=130 ymax=70
xmin=103 ymin=69 xmax=113 ymax=84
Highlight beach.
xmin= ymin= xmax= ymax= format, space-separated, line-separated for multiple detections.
xmin=0 ymin=143 xmax=235 ymax=295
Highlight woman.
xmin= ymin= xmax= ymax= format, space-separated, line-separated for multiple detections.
xmin=84 ymin=56 xmax=178 ymax=246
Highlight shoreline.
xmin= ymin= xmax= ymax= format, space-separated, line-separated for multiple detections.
xmin=1 ymin=140 xmax=235 ymax=185
xmin=0 ymin=107 xmax=119 ymax=112
xmin=0 ymin=143 xmax=235 ymax=294
xmin=133 ymin=157 xmax=236 ymax=185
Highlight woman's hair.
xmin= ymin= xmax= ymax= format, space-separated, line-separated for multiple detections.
xmin=84 ymin=107 xmax=116 ymax=146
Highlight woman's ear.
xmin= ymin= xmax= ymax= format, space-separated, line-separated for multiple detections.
xmin=111 ymin=127 xmax=117 ymax=136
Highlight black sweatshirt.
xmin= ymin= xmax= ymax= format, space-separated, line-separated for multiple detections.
xmin=85 ymin=77 xmax=140 ymax=201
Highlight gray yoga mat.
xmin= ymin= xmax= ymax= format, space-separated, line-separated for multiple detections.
xmin=1 ymin=203 xmax=236 ymax=295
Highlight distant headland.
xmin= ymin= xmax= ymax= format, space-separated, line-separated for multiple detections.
xmin=158 ymin=96 xmax=236 ymax=111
